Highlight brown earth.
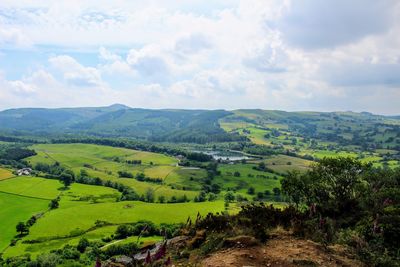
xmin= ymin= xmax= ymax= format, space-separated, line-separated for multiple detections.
xmin=199 ymin=232 xmax=363 ymax=267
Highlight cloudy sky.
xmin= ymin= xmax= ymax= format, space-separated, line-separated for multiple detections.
xmin=0 ymin=0 xmax=399 ymax=114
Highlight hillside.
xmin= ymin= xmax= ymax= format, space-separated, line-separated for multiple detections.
xmin=0 ymin=106 xmax=243 ymax=143
xmin=1 ymin=106 xmax=399 ymax=147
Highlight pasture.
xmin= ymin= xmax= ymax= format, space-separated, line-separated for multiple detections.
xmin=263 ymin=155 xmax=313 ymax=174
xmin=27 ymin=143 xmax=203 ymax=199
xmin=0 ymin=167 xmax=13 ymax=180
xmin=215 ymin=164 xmax=282 ymax=196
xmin=0 ymin=193 xmax=49 ymax=251
xmin=3 ymin=200 xmax=225 ymax=258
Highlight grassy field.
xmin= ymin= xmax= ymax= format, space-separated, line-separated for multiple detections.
xmin=0 ymin=172 xmax=225 ymax=258
xmin=25 ymin=201 xmax=225 ymax=241
xmin=28 ymin=143 xmax=177 ymax=167
xmin=3 ymin=201 xmax=224 ymax=258
xmin=263 ymin=155 xmax=313 ymax=173
xmin=0 ymin=176 xmax=61 ymax=200
xmin=26 ymin=143 xmax=203 ymax=199
xmin=0 ymin=167 xmax=14 ymax=180
xmin=215 ymin=163 xmax=282 ymax=196
xmin=0 ymin=193 xmax=49 ymax=251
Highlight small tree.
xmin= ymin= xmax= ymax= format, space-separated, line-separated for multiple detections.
xmin=224 ymin=191 xmax=235 ymax=202
xmin=211 ymin=184 xmax=221 ymax=194
xmin=49 ymin=198 xmax=59 ymax=209
xmin=16 ymin=222 xmax=28 ymax=236
xmin=273 ymin=187 xmax=281 ymax=196
xmin=60 ymin=171 xmax=74 ymax=188
xmin=115 ymin=224 xmax=131 ymax=239
xmin=247 ymin=187 xmax=255 ymax=195
xmin=77 ymin=237 xmax=90 ymax=253
xmin=158 ymin=195 xmax=166 ymax=203
xmin=145 ymin=188 xmax=155 ymax=202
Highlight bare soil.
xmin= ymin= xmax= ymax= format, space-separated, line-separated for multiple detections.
xmin=200 ymin=231 xmax=363 ymax=267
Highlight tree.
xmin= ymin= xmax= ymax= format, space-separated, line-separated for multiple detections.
xmin=36 ymin=253 xmax=60 ymax=267
xmin=60 ymin=170 xmax=74 ymax=188
xmin=211 ymin=183 xmax=221 ymax=194
xmin=145 ymin=188 xmax=155 ymax=202
xmin=49 ymin=198 xmax=59 ymax=209
xmin=280 ymin=157 xmax=367 ymax=216
xmin=77 ymin=237 xmax=90 ymax=253
xmin=158 ymin=195 xmax=166 ymax=203
xmin=273 ymin=187 xmax=281 ymax=196
xmin=233 ymin=171 xmax=241 ymax=177
xmin=224 ymin=191 xmax=235 ymax=202
xmin=16 ymin=222 xmax=28 ymax=236
xmin=116 ymin=224 xmax=131 ymax=239
xmin=281 ymin=171 xmax=309 ymax=207
xmin=247 ymin=187 xmax=255 ymax=195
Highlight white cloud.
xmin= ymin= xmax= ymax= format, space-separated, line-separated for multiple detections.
xmin=0 ymin=28 xmax=32 ymax=47
xmin=49 ymin=55 xmax=103 ymax=87
xmin=0 ymin=0 xmax=399 ymax=114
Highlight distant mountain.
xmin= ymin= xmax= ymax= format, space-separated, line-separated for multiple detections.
xmin=0 ymin=105 xmax=398 ymax=144
xmin=0 ymin=105 xmax=245 ymax=143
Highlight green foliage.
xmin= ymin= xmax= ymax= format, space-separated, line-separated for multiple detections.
xmin=117 ymin=170 xmax=133 ymax=178
xmin=77 ymin=238 xmax=90 ymax=253
xmin=0 ymin=148 xmax=36 ymax=161
xmin=281 ymin=157 xmax=400 ymax=265
xmin=102 ymin=242 xmax=139 ymax=258
xmin=16 ymin=222 xmax=28 ymax=236
xmin=0 ymin=107 xmax=246 ymax=143
xmin=49 ymin=198 xmax=59 ymax=209
xmin=224 ymin=192 xmax=235 ymax=203
xmin=247 ymin=187 xmax=255 ymax=195
xmin=60 ymin=170 xmax=74 ymax=188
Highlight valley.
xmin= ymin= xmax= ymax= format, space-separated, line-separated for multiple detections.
xmin=0 ymin=106 xmax=399 ymax=266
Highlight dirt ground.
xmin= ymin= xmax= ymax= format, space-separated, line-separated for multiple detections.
xmin=200 ymin=232 xmax=363 ymax=267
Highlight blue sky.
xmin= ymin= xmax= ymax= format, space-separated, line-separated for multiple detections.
xmin=0 ymin=0 xmax=399 ymax=114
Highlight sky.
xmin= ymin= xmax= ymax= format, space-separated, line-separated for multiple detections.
xmin=0 ymin=0 xmax=399 ymax=115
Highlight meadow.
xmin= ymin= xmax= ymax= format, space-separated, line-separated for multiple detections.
xmin=27 ymin=143 xmax=203 ymax=200
xmin=0 ymin=167 xmax=13 ymax=181
xmin=0 ymin=192 xmax=49 ymax=252
xmin=214 ymin=163 xmax=282 ymax=196
xmin=0 ymin=174 xmax=225 ymax=258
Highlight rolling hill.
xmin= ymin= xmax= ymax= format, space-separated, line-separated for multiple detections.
xmin=0 ymin=105 xmax=399 ymax=148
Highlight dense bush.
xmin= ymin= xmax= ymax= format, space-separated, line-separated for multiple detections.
xmin=281 ymin=157 xmax=400 ymax=265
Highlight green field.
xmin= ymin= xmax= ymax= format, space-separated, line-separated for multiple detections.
xmin=263 ymin=155 xmax=313 ymax=173
xmin=0 ymin=167 xmax=13 ymax=180
xmin=3 ymin=200 xmax=224 ymax=258
xmin=0 ymin=193 xmax=49 ymax=251
xmin=27 ymin=143 xmax=203 ymax=199
xmin=0 ymin=173 xmax=225 ymax=258
xmin=28 ymin=143 xmax=177 ymax=167
xmin=0 ymin=176 xmax=60 ymax=200
xmin=215 ymin=163 xmax=282 ymax=196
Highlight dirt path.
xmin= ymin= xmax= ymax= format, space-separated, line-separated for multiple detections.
xmin=201 ymin=233 xmax=363 ymax=267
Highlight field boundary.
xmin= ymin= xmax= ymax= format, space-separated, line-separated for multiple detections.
xmin=0 ymin=191 xmax=52 ymax=201
xmin=0 ymin=175 xmax=18 ymax=182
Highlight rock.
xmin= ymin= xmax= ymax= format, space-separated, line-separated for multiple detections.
xmin=115 ymin=255 xmax=133 ymax=265
xmin=224 ymin=235 xmax=260 ymax=248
